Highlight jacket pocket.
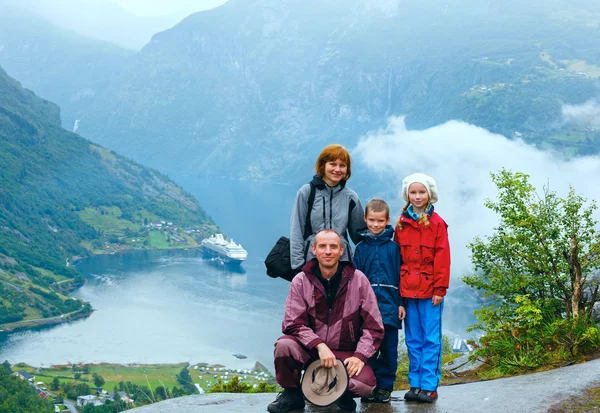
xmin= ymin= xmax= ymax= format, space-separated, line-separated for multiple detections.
xmin=348 ymin=321 xmax=356 ymax=343
xmin=421 ymin=245 xmax=435 ymax=265
xmin=421 ymin=234 xmax=435 ymax=265
xmin=401 ymin=268 xmax=420 ymax=291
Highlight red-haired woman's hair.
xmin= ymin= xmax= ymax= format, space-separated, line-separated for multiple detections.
xmin=315 ymin=144 xmax=352 ymax=180
xmin=396 ymin=202 xmax=431 ymax=230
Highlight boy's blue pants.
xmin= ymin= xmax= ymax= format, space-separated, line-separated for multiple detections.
xmin=404 ymin=298 xmax=444 ymax=391
xmin=368 ymin=325 xmax=398 ymax=391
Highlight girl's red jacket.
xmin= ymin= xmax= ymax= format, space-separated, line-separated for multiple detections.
xmin=394 ymin=211 xmax=451 ymax=298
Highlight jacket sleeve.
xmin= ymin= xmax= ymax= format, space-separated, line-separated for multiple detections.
xmin=347 ymin=193 xmax=367 ymax=246
xmin=290 ymin=185 xmax=310 ymax=270
xmin=392 ymin=243 xmax=407 ymax=307
xmin=352 ymin=243 xmax=364 ymax=272
xmin=353 ymin=273 xmax=384 ymax=362
xmin=282 ymin=275 xmax=324 ymax=350
xmin=433 ymin=220 xmax=451 ymax=297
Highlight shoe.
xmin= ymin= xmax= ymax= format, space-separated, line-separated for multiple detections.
xmin=417 ymin=390 xmax=438 ymax=403
xmin=373 ymin=388 xmax=391 ymax=403
xmin=360 ymin=389 xmax=377 ymax=403
xmin=336 ymin=391 xmax=357 ymax=411
xmin=404 ymin=387 xmax=421 ymax=401
xmin=267 ymin=388 xmax=305 ymax=413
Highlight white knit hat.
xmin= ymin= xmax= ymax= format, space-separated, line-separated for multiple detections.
xmin=402 ymin=173 xmax=439 ymax=204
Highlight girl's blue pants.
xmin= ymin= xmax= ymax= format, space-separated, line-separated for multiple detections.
xmin=404 ymin=298 xmax=444 ymax=391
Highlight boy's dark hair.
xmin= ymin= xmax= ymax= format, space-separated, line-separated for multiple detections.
xmin=365 ymin=199 xmax=390 ymax=218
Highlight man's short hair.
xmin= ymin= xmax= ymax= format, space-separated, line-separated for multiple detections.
xmin=314 ymin=229 xmax=342 ymax=245
xmin=365 ymin=199 xmax=390 ymax=218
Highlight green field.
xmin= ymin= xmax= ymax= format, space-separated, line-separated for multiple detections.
xmin=14 ymin=362 xmax=275 ymax=394
xmin=20 ymin=363 xmax=186 ymax=389
xmin=33 ymin=267 xmax=69 ymax=283
xmin=566 ymin=60 xmax=600 ymax=78
xmin=78 ymin=207 xmax=140 ymax=236
xmin=148 ymin=230 xmax=170 ymax=248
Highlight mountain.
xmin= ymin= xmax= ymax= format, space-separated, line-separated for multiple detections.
xmin=0 ymin=66 xmax=217 ymax=328
xmin=2 ymin=0 xmax=600 ymax=183
xmin=0 ymin=4 xmax=132 ymax=132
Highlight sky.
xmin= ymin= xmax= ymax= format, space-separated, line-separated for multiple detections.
xmin=111 ymin=0 xmax=228 ymax=17
xmin=2 ymin=0 xmax=230 ymax=49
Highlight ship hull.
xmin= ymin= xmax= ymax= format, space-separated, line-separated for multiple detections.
xmin=201 ymin=246 xmax=245 ymax=265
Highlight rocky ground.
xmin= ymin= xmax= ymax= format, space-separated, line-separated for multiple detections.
xmin=130 ymin=357 xmax=600 ymax=413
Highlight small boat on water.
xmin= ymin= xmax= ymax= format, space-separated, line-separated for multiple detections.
xmin=201 ymin=233 xmax=248 ymax=265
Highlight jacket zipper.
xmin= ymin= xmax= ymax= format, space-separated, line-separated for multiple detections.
xmin=329 ymin=189 xmax=333 ymax=228
xmin=324 ymin=278 xmax=332 ymax=343
xmin=312 ymin=272 xmax=351 ymax=345
xmin=322 ymin=195 xmax=326 ymax=228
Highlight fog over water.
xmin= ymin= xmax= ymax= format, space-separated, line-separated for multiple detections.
xmin=356 ymin=116 xmax=600 ymax=282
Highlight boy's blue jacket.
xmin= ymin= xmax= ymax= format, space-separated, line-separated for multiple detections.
xmin=353 ymin=225 xmax=405 ymax=329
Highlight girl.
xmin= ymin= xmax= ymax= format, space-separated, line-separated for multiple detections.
xmin=394 ymin=173 xmax=450 ymax=403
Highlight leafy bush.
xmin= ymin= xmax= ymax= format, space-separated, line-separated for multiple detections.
xmin=209 ymin=376 xmax=277 ymax=393
xmin=464 ymin=170 xmax=600 ymax=375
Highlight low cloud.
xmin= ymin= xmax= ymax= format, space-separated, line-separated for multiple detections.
xmin=355 ymin=117 xmax=600 ymax=333
xmin=562 ymin=98 xmax=600 ymax=127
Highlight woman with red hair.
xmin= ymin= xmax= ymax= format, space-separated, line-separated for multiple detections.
xmin=290 ymin=144 xmax=366 ymax=271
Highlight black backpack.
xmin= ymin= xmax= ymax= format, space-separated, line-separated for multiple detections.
xmin=265 ymin=183 xmax=316 ymax=281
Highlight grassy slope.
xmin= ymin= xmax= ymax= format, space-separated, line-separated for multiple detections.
xmin=0 ymin=66 xmax=218 ymax=328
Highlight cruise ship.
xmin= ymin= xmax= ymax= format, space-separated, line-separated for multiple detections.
xmin=200 ymin=233 xmax=248 ymax=265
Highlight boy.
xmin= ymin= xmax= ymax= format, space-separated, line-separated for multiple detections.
xmin=353 ymin=199 xmax=406 ymax=403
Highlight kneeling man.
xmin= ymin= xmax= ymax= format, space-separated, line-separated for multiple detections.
xmin=268 ymin=229 xmax=384 ymax=413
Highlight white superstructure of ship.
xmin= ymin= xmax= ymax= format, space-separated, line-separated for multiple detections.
xmin=200 ymin=233 xmax=248 ymax=264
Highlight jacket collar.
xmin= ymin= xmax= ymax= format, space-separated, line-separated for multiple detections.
xmin=403 ymin=204 xmax=434 ymax=221
xmin=303 ymin=259 xmax=355 ymax=284
xmin=358 ymin=225 xmax=394 ymax=244
xmin=310 ymin=175 xmax=347 ymax=191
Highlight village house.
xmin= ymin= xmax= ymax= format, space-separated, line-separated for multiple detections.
xmin=108 ymin=391 xmax=134 ymax=405
xmin=16 ymin=370 xmax=34 ymax=382
xmin=77 ymin=395 xmax=97 ymax=407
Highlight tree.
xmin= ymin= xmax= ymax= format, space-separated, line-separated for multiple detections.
xmin=93 ymin=373 xmax=105 ymax=388
xmin=2 ymin=360 xmax=11 ymax=372
xmin=465 ymin=169 xmax=600 ymax=318
xmin=463 ymin=169 xmax=600 ymax=373
xmin=74 ymin=372 xmax=81 ymax=380
xmin=0 ymin=367 xmax=54 ymax=412
xmin=155 ymin=385 xmax=168 ymax=400
xmin=50 ymin=377 xmax=60 ymax=391
xmin=175 ymin=367 xmax=197 ymax=395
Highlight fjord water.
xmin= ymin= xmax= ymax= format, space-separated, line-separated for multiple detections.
xmin=0 ymin=177 xmax=295 ymax=369
xmin=0 ymin=176 xmax=477 ymax=368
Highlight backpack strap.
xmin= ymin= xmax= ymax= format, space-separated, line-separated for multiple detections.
xmin=302 ymin=183 xmax=317 ymax=241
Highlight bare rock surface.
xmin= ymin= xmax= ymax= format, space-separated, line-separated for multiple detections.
xmin=130 ymin=358 xmax=600 ymax=412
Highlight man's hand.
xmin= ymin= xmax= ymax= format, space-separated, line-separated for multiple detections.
xmin=398 ymin=305 xmax=406 ymax=320
xmin=343 ymin=357 xmax=364 ymax=378
xmin=316 ymin=343 xmax=337 ymax=368
xmin=432 ymin=295 xmax=443 ymax=306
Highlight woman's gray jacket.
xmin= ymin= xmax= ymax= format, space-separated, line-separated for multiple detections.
xmin=290 ymin=175 xmax=366 ymax=270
